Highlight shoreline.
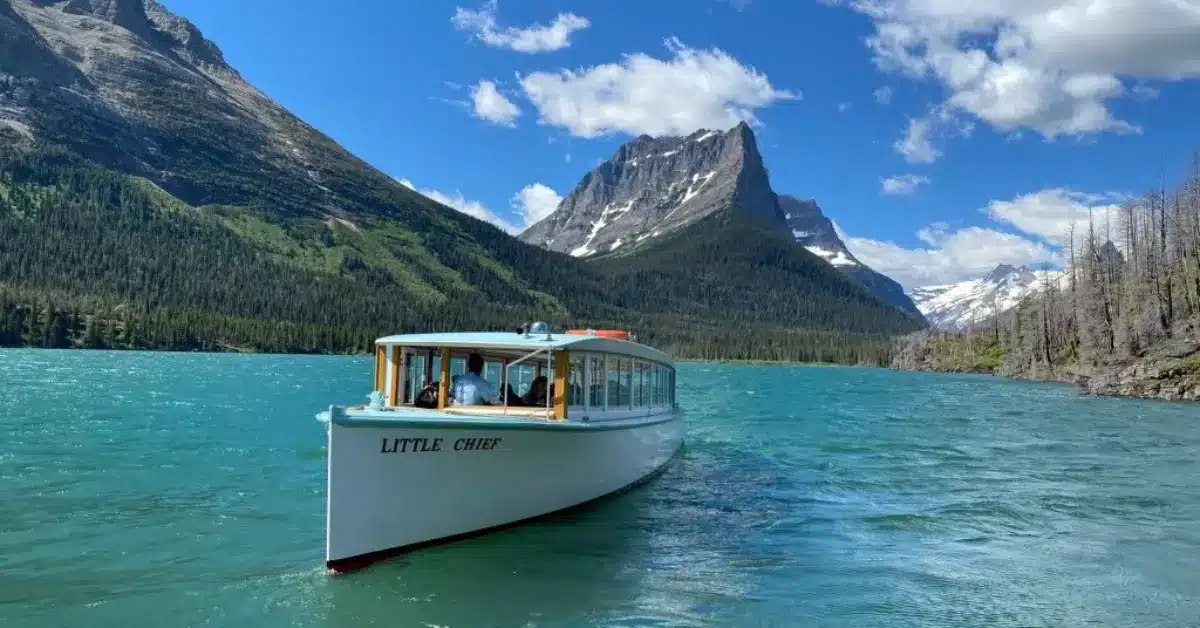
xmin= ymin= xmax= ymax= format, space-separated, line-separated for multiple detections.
xmin=5 ymin=345 xmax=1194 ymax=402
xmin=0 ymin=345 xmax=878 ymax=368
xmin=890 ymin=355 xmax=1199 ymax=404
xmin=675 ymin=358 xmax=849 ymax=367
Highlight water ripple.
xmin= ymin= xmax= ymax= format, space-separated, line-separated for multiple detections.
xmin=1 ymin=351 xmax=1198 ymax=627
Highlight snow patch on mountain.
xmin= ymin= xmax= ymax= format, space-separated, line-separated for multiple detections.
xmin=805 ymin=246 xmax=857 ymax=267
xmin=909 ymin=264 xmax=1063 ymax=330
xmin=569 ymin=199 xmax=634 ymax=257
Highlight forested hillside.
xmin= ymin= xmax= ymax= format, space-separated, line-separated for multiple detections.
xmin=891 ymin=151 xmax=1200 ymax=401
xmin=0 ymin=0 xmax=929 ymax=364
xmin=0 ymin=137 xmax=923 ymax=364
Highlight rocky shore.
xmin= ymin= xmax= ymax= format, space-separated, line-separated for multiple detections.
xmin=890 ymin=328 xmax=1200 ymax=403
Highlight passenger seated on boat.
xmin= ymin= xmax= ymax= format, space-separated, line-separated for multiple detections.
xmin=522 ymin=376 xmax=549 ymax=406
xmin=449 ymin=353 xmax=496 ymax=406
xmin=504 ymin=383 xmax=526 ymax=406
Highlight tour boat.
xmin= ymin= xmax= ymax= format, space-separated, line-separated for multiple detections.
xmin=314 ymin=322 xmax=685 ymax=574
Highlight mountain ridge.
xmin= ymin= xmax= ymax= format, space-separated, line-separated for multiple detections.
xmin=777 ymin=194 xmax=922 ymax=316
xmin=519 ymin=122 xmax=788 ymax=257
xmin=520 ymin=124 xmax=923 ymax=318
xmin=0 ymin=0 xmax=924 ymax=362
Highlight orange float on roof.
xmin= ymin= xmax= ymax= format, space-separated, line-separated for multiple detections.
xmin=566 ymin=329 xmax=630 ymax=341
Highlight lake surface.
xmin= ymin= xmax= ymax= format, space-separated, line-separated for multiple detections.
xmin=2 ymin=349 xmax=1198 ymax=627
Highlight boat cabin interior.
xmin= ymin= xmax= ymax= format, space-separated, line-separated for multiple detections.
xmin=370 ymin=331 xmax=677 ymax=422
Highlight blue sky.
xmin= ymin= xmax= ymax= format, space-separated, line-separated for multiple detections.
xmin=159 ymin=0 xmax=1200 ymax=288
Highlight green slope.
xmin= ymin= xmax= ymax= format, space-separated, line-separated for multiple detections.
xmin=0 ymin=0 xmax=927 ymax=363
xmin=0 ymin=138 xmax=923 ymax=363
xmin=594 ymin=208 xmax=926 ymax=333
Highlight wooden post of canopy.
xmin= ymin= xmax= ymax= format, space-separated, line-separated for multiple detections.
xmin=388 ymin=345 xmax=402 ymax=406
xmin=553 ymin=350 xmax=569 ymax=421
xmin=374 ymin=345 xmax=386 ymax=392
xmin=437 ymin=347 xmax=451 ymax=409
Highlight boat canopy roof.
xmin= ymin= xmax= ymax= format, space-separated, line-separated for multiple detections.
xmin=375 ymin=331 xmax=674 ymax=365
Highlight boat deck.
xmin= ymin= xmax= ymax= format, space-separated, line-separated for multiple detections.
xmin=345 ymin=404 xmax=554 ymax=420
xmin=421 ymin=405 xmax=553 ymax=419
xmin=318 ymin=403 xmax=680 ymax=432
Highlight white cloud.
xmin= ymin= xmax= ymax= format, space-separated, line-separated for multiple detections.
xmin=469 ymin=80 xmax=521 ymax=127
xmin=893 ymin=106 xmax=973 ymax=163
xmin=823 ymin=0 xmax=1200 ymax=152
xmin=452 ymin=0 xmax=589 ymax=53
xmin=840 ymin=184 xmax=1132 ymax=288
xmin=398 ymin=178 xmax=521 ymax=233
xmin=984 ymin=187 xmax=1124 ymax=245
xmin=518 ymin=37 xmax=798 ymax=138
xmin=511 ymin=183 xmax=563 ymax=229
xmin=873 ymin=86 xmax=893 ymax=104
xmin=398 ymin=178 xmax=562 ymax=234
xmin=881 ymin=173 xmax=930 ymax=195
xmin=894 ymin=116 xmax=940 ymax=163
xmin=838 ymin=101 xmax=853 ymax=112
xmin=1132 ymin=83 xmax=1161 ymax=101
xmin=845 ymin=225 xmax=1058 ymax=289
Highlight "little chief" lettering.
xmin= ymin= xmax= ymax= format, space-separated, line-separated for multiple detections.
xmin=380 ymin=436 xmax=502 ymax=454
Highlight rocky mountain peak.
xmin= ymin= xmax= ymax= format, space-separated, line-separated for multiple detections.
xmin=775 ymin=194 xmax=922 ymax=317
xmin=1 ymin=0 xmax=337 ymax=213
xmin=778 ymin=195 xmax=851 ymax=261
xmin=984 ymin=264 xmax=1045 ymax=288
xmin=516 ymin=123 xmax=923 ymax=318
xmin=143 ymin=1 xmax=231 ymax=71
xmin=518 ymin=122 xmax=786 ymax=257
xmin=11 ymin=0 xmax=234 ymax=75
xmin=985 ymin=263 xmax=1016 ymax=280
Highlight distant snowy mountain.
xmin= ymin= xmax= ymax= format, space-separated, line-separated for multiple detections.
xmin=909 ymin=264 xmax=1061 ymax=330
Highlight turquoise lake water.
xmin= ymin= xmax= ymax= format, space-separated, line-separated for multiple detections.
xmin=2 ymin=349 xmax=1198 ymax=627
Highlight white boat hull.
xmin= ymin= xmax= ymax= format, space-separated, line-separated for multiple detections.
xmin=322 ymin=411 xmax=684 ymax=573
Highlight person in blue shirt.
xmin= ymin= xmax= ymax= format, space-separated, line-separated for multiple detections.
xmin=450 ymin=353 xmax=497 ymax=406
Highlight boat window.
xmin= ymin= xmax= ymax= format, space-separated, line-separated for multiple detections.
xmin=588 ymin=355 xmax=604 ymax=408
xmin=646 ymin=362 xmax=655 ymax=406
xmin=669 ymin=368 xmax=675 ymax=406
xmin=404 ymin=352 xmax=427 ymax=404
xmin=568 ymin=354 xmax=584 ymax=407
xmin=509 ymin=363 xmax=537 ymax=397
xmin=651 ymin=364 xmax=660 ymax=406
xmin=662 ymin=366 xmax=669 ymax=406
xmin=606 ymin=357 xmax=621 ymax=409
xmin=648 ymin=364 xmax=656 ymax=406
xmin=649 ymin=363 xmax=657 ymax=406
xmin=664 ymin=366 xmax=671 ymax=406
xmin=634 ymin=361 xmax=647 ymax=407
xmin=484 ymin=360 xmax=503 ymax=391
xmin=619 ymin=358 xmax=632 ymax=407
xmin=631 ymin=361 xmax=641 ymax=407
